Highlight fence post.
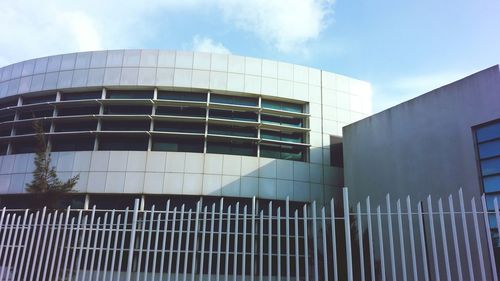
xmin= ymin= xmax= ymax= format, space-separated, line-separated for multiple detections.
xmin=343 ymin=187 xmax=353 ymax=281
xmin=126 ymin=199 xmax=140 ymax=281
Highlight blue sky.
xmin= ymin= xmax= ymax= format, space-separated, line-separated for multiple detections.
xmin=1 ymin=0 xmax=499 ymax=112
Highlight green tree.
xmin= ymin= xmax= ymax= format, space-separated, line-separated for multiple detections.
xmin=25 ymin=120 xmax=79 ymax=194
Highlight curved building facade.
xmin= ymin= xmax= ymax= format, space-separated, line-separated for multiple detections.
xmin=0 ymin=50 xmax=371 ymax=205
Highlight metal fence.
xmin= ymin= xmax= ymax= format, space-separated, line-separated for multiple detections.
xmin=0 ymin=188 xmax=498 ymax=281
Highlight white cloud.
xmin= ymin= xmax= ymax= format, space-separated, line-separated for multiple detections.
xmin=217 ymin=0 xmax=335 ymax=53
xmin=192 ymin=35 xmax=231 ymax=54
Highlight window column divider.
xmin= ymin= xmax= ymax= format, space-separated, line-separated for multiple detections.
xmin=204 ymin=91 xmax=210 ymax=153
xmin=257 ymin=96 xmax=262 ymax=157
xmin=148 ymin=88 xmax=158 ymax=151
xmin=6 ymin=96 xmax=23 ymax=155
xmin=94 ymin=88 xmax=106 ymax=151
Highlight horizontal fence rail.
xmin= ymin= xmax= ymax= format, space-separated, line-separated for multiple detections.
xmin=0 ymin=188 xmax=498 ymax=281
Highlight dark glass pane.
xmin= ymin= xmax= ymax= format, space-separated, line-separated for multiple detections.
xmin=0 ymin=127 xmax=11 ymax=137
xmin=107 ymin=90 xmax=153 ymax=99
xmin=157 ymin=91 xmax=206 ymax=102
xmin=89 ymin=195 xmax=139 ymax=209
xmin=18 ymin=109 xmax=53 ymax=119
xmin=281 ymin=116 xmax=303 ymax=127
xmin=262 ymin=100 xmax=303 ymax=113
xmin=477 ymin=122 xmax=500 ymax=143
xmin=156 ymin=106 xmax=206 ymax=117
xmin=330 ymin=136 xmax=343 ymax=167
xmin=0 ymin=143 xmax=7 ymax=155
xmin=208 ymin=125 xmax=257 ymax=138
xmin=57 ymin=106 xmax=100 ymax=116
xmin=99 ymin=135 xmax=148 ymax=151
xmin=54 ymin=120 xmax=97 ymax=132
xmin=22 ymin=94 xmax=56 ymax=105
xmin=0 ymin=98 xmax=18 ymax=108
xmin=104 ymin=105 xmax=151 ymax=115
xmin=479 ymin=140 xmax=500 ymax=159
xmin=101 ymin=120 xmax=150 ymax=131
xmin=259 ymin=145 xmax=281 ymax=159
xmin=15 ymin=122 xmax=50 ymax=135
xmin=0 ymin=112 xmax=15 ymax=123
xmin=51 ymin=136 xmax=95 ymax=151
xmin=154 ymin=121 xmax=205 ymax=134
xmin=211 ymin=94 xmax=258 ymax=106
xmin=152 ymin=136 xmax=204 ymax=153
xmin=210 ymin=110 xmax=257 ymax=122
xmin=207 ymin=141 xmax=257 ymax=156
xmin=484 ymin=175 xmax=500 ymax=193
xmin=261 ymin=130 xmax=303 ymax=143
xmin=481 ymin=157 xmax=500 ymax=176
xmin=260 ymin=144 xmax=306 ymax=161
xmin=61 ymin=91 xmax=102 ymax=101
xmin=486 ymin=194 xmax=500 ymax=211
xmin=11 ymin=138 xmax=38 ymax=154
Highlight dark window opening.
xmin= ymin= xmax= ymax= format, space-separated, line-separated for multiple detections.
xmin=157 ymin=91 xmax=207 ymax=102
xmin=57 ymin=106 xmax=100 ymax=116
xmin=261 ymin=130 xmax=304 ymax=143
xmin=262 ymin=100 xmax=303 ymax=113
xmin=209 ymin=109 xmax=258 ymax=122
xmin=330 ymin=136 xmax=344 ymax=167
xmin=89 ymin=194 xmax=140 ymax=209
xmin=0 ymin=194 xmax=85 ymax=209
xmin=10 ymin=138 xmax=39 ymax=154
xmin=261 ymin=114 xmax=303 ymax=127
xmin=208 ymin=125 xmax=257 ymax=138
xmin=155 ymin=106 xmax=206 ymax=117
xmin=51 ymin=135 xmax=95 ymax=152
xmin=101 ymin=120 xmax=150 ymax=131
xmin=0 ymin=143 xmax=7 ymax=155
xmin=18 ymin=109 xmax=53 ymax=120
xmin=154 ymin=121 xmax=205 ymax=134
xmin=107 ymin=90 xmax=153 ymax=99
xmin=61 ymin=91 xmax=102 ymax=101
xmin=0 ymin=112 xmax=15 ymax=123
xmin=15 ymin=121 xmax=51 ymax=135
xmin=22 ymin=94 xmax=56 ymax=105
xmin=151 ymin=136 xmax=204 ymax=153
xmin=210 ymin=94 xmax=258 ymax=107
xmin=54 ymin=120 xmax=97 ymax=132
xmin=0 ymin=127 xmax=11 ymax=137
xmin=104 ymin=105 xmax=151 ymax=115
xmin=260 ymin=144 xmax=306 ymax=161
xmin=99 ymin=135 xmax=149 ymax=151
xmin=207 ymin=141 xmax=257 ymax=156
xmin=0 ymin=98 xmax=19 ymax=109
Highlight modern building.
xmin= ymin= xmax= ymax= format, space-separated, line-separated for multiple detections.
xmin=0 ymin=49 xmax=371 ymax=208
xmin=343 ymin=64 xmax=500 ymax=214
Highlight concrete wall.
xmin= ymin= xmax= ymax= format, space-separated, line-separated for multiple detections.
xmin=344 ymin=65 xmax=500 ymax=205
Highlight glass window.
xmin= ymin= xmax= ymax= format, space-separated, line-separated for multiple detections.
xmin=156 ymin=106 xmax=206 ymax=117
xmin=261 ymin=130 xmax=303 ymax=143
xmin=211 ymin=94 xmax=258 ymax=107
xmin=260 ymin=144 xmax=306 ymax=161
xmin=57 ymin=106 xmax=100 ymax=116
xmin=261 ymin=114 xmax=303 ymax=127
xmin=51 ymin=135 xmax=95 ymax=151
xmin=54 ymin=120 xmax=97 ymax=132
xmin=208 ymin=125 xmax=257 ymax=138
xmin=484 ymin=175 xmax=500 ymax=193
xmin=477 ymin=122 xmax=500 ymax=143
xmin=486 ymin=194 xmax=500 ymax=211
xmin=0 ymin=143 xmax=7 ymax=155
xmin=207 ymin=141 xmax=257 ymax=156
xmin=154 ymin=121 xmax=205 ymax=134
xmin=157 ymin=91 xmax=207 ymax=102
xmin=152 ymin=136 xmax=204 ymax=153
xmin=22 ymin=94 xmax=56 ymax=105
xmin=478 ymin=140 xmax=500 ymax=159
xmin=481 ymin=157 xmax=500 ymax=176
xmin=11 ymin=138 xmax=38 ymax=154
xmin=89 ymin=194 xmax=139 ymax=209
xmin=210 ymin=109 xmax=257 ymax=122
xmin=104 ymin=105 xmax=151 ymax=115
xmin=18 ymin=109 xmax=53 ymax=120
xmin=107 ymin=90 xmax=153 ymax=99
xmin=262 ymin=100 xmax=303 ymax=113
xmin=15 ymin=122 xmax=50 ymax=135
xmin=330 ymin=137 xmax=344 ymax=167
xmin=61 ymin=91 xmax=102 ymax=101
xmin=0 ymin=98 xmax=18 ymax=109
xmin=0 ymin=112 xmax=15 ymax=123
xmin=0 ymin=127 xmax=11 ymax=137
xmin=99 ymin=135 xmax=148 ymax=151
xmin=101 ymin=120 xmax=150 ymax=131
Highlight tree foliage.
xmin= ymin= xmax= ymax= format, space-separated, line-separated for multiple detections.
xmin=25 ymin=120 xmax=79 ymax=194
